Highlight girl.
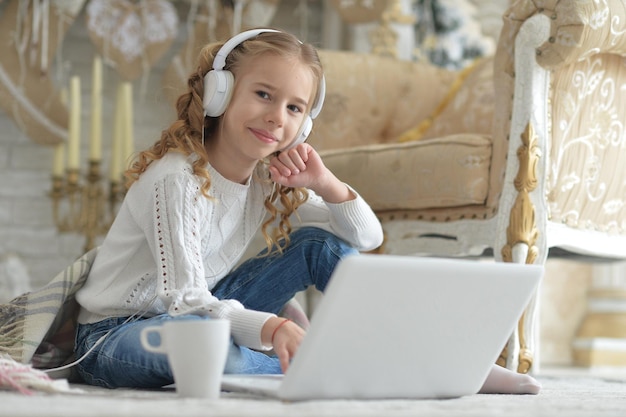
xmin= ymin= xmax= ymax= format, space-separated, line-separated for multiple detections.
xmin=73 ymin=28 xmax=540 ymax=395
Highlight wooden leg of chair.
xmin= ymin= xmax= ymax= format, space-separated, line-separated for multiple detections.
xmin=501 ymin=121 xmax=542 ymax=373
xmin=517 ymin=312 xmax=532 ymax=374
xmin=511 ymin=244 xmax=539 ymax=374
xmin=497 ymin=329 xmax=520 ymax=371
xmin=496 ymin=345 xmax=508 ymax=368
xmin=496 ymin=255 xmax=534 ymax=372
xmin=517 ymin=284 xmax=542 ymax=374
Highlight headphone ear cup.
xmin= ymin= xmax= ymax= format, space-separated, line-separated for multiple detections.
xmin=286 ymin=115 xmax=313 ymax=150
xmin=203 ymin=70 xmax=234 ymax=117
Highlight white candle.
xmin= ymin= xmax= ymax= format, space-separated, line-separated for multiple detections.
xmin=109 ymin=84 xmax=123 ymax=182
xmin=89 ymin=56 xmax=103 ymax=161
xmin=67 ymin=76 xmax=81 ymax=170
xmin=122 ymin=82 xmax=134 ymax=168
xmin=52 ymin=142 xmax=65 ymax=177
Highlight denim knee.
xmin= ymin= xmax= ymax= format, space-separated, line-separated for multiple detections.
xmin=289 ymin=227 xmax=359 ymax=259
xmin=288 ymin=227 xmax=359 ymax=291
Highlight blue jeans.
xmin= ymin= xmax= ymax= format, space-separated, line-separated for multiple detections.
xmin=74 ymin=227 xmax=357 ymax=388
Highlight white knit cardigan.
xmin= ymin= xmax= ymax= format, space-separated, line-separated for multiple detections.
xmin=76 ymin=152 xmax=384 ymax=350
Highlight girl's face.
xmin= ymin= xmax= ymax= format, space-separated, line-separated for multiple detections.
xmin=217 ymin=52 xmax=316 ymax=162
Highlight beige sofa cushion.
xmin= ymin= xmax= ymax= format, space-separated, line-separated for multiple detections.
xmin=396 ymin=57 xmax=495 ymax=143
xmin=310 ymin=50 xmax=457 ymax=151
xmin=421 ymin=57 xmax=495 ymax=140
xmin=321 ymin=134 xmax=492 ymax=212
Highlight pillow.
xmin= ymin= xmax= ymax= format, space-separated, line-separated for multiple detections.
xmin=309 ymin=50 xmax=458 ymax=151
xmin=320 ymin=133 xmax=492 ymax=211
xmin=397 ymin=56 xmax=495 ymax=142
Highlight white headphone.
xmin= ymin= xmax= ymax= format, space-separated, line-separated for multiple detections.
xmin=202 ymin=28 xmax=326 ymax=148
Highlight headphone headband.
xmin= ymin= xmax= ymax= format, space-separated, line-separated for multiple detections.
xmin=212 ymin=28 xmax=280 ymax=71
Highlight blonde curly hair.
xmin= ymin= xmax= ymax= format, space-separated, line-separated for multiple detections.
xmin=125 ymin=30 xmax=325 ymax=255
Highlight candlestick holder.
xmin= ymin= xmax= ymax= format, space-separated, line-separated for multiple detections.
xmin=49 ymin=160 xmax=125 ymax=252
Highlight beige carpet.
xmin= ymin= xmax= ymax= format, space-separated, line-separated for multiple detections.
xmin=2 ymin=368 xmax=626 ymax=417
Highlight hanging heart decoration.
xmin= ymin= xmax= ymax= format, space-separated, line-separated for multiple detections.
xmin=85 ymin=0 xmax=179 ymax=81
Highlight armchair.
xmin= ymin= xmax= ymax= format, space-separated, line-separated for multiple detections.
xmin=309 ymin=0 xmax=626 ymax=374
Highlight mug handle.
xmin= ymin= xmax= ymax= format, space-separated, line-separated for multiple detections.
xmin=140 ymin=325 xmax=167 ymax=354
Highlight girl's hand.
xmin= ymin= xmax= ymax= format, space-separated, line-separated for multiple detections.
xmin=269 ymin=143 xmax=355 ymax=203
xmin=262 ymin=317 xmax=305 ymax=373
xmin=269 ymin=143 xmax=326 ymax=189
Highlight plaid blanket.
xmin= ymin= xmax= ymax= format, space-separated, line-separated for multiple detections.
xmin=0 ymin=248 xmax=97 ymax=370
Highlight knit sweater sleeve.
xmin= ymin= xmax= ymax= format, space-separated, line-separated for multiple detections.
xmin=294 ymin=184 xmax=384 ymax=251
xmin=149 ymin=172 xmax=274 ymax=351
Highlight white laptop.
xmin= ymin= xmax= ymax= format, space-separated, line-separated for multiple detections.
xmin=221 ymin=254 xmax=543 ymax=401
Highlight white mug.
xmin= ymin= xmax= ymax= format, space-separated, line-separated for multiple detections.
xmin=140 ymin=319 xmax=230 ymax=399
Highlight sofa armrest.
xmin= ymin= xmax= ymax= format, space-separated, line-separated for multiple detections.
xmin=494 ymin=4 xmax=626 ymax=255
xmin=502 ymin=0 xmax=626 ymax=71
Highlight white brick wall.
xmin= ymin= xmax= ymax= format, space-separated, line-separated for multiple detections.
xmin=0 ymin=107 xmax=67 ymax=288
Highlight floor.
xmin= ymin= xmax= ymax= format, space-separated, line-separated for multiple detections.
xmin=2 ymin=366 xmax=626 ymax=417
